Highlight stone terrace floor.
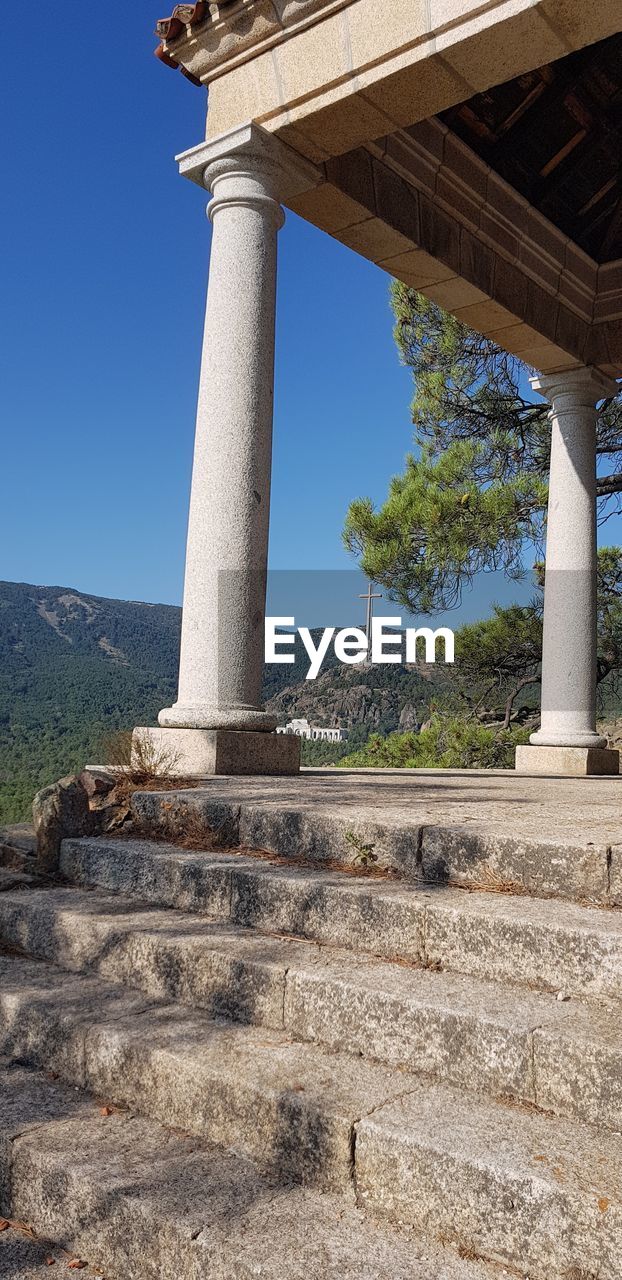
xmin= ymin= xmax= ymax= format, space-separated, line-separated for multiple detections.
xmin=182 ymin=767 xmax=622 ymax=848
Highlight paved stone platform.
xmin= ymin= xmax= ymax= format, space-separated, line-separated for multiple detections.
xmin=192 ymin=767 xmax=622 ymax=844
xmin=130 ymin=768 xmax=622 ymax=906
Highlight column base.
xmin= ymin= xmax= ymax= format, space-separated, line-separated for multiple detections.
xmin=515 ymin=744 xmax=620 ymax=777
xmin=158 ymin=704 xmax=278 ymax=732
xmin=132 ymin=727 xmax=300 ymax=778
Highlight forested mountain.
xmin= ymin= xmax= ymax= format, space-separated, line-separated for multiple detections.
xmin=0 ymin=582 xmax=446 ymax=821
xmin=0 ymin=583 xmax=180 ymax=821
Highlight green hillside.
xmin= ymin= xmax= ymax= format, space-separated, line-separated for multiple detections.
xmin=0 ymin=582 xmax=447 ymax=822
xmin=0 ymin=582 xmax=180 ymax=821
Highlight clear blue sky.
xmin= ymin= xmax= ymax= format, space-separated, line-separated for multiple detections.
xmin=0 ymin=3 xmax=414 ymax=608
xmin=2 ymin=4 xmax=619 ymax=616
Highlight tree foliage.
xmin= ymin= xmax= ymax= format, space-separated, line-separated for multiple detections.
xmin=435 ymin=547 xmax=622 ymax=727
xmin=338 ymin=716 xmax=531 ymax=771
xmin=343 ymin=285 xmax=622 ymax=613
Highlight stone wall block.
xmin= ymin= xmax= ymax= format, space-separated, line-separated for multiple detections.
xmin=404 ymin=117 xmax=447 ymax=163
xmin=459 ymin=227 xmax=494 ymax=296
xmin=418 ymin=192 xmax=461 ymax=274
xmin=491 ymin=258 xmax=528 ymax=322
xmin=379 ymin=246 xmax=457 ymax=288
xmin=361 ymin=52 xmax=464 ymax=132
xmin=554 ymin=306 xmax=590 ymax=363
xmin=444 ymin=131 xmax=489 ymax=200
xmin=602 ymin=318 xmax=622 ymax=366
xmin=479 ymin=207 xmax=519 ymax=261
xmin=518 ymin=240 xmax=561 ymax=295
xmin=371 ymin=158 xmax=420 ymax=242
xmin=290 ymin=91 xmax=394 ymax=158
xmin=525 ymin=278 xmax=561 ymax=345
xmin=557 ymin=274 xmax=593 ymax=321
xmin=485 ymin=171 xmax=527 ymax=237
xmin=435 ymin=171 xmax=482 ymax=233
xmin=325 ymin=147 xmax=376 ymax=214
xmin=286 ymin=182 xmax=371 ymax=232
xmin=565 ymin=242 xmax=598 ymax=293
xmin=336 ymin=216 xmax=413 ymax=262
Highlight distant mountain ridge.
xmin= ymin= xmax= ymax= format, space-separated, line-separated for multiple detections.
xmin=0 ymin=581 xmax=180 ymax=821
xmin=0 ymin=582 xmax=443 ymax=821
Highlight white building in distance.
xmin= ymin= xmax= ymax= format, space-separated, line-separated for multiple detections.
xmin=277 ymin=718 xmax=347 ymax=743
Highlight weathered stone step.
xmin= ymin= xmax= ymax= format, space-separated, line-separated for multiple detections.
xmin=0 ymin=952 xmax=422 ymax=1193
xmin=0 ymin=823 xmax=36 ymax=872
xmin=3 ymin=965 xmax=622 ymax=1280
xmin=131 ymin=781 xmax=621 ymax=905
xmin=61 ymin=836 xmax=622 ymax=999
xmin=2 ymin=885 xmax=622 ymax=1131
xmin=0 ymin=1061 xmax=494 ymax=1280
xmin=0 ymin=867 xmax=39 ymax=892
xmin=0 ymin=1227 xmax=101 ymax=1276
xmin=356 ymin=1083 xmax=622 ymax=1280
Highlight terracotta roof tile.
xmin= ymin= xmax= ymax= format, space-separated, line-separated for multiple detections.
xmin=155 ymin=1 xmax=235 ymax=84
xmin=155 ymin=2 xmax=207 ymax=41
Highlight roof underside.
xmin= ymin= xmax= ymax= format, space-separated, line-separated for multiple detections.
xmin=154 ymin=10 xmax=622 ymax=265
xmin=441 ymin=33 xmax=622 ymax=264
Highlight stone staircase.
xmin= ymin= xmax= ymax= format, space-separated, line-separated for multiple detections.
xmin=2 ymin=789 xmax=622 ymax=1277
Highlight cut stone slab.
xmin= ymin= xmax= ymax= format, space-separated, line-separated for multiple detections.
xmin=0 ymin=886 xmax=538 ymax=1107
xmin=6 ymin=887 xmax=622 ymax=1133
xmin=516 ymin=743 xmax=620 ymax=775
xmin=0 ymin=953 xmax=422 ymax=1193
xmin=0 ymin=886 xmax=292 ymax=1029
xmin=355 ymin=1080 xmax=622 ymax=1279
xmin=59 ymin=835 xmax=256 ymax=917
xmin=0 ymin=1056 xmax=94 ymax=1215
xmin=128 ymin=769 xmax=622 ymax=904
xmin=230 ymin=860 xmax=429 ymax=959
xmin=0 ymin=955 xmax=156 ymax=1085
xmin=421 ymin=886 xmax=622 ymax=999
xmin=0 ymin=1230 xmax=101 ymax=1277
xmin=58 ymin=837 xmax=622 ymax=998
xmin=0 ymin=1063 xmax=496 ymax=1280
xmin=133 ymin=725 xmax=301 ymax=775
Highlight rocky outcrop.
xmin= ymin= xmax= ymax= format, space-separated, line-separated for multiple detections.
xmin=32 ymin=775 xmax=92 ymax=873
xmin=265 ymin=664 xmax=444 ymax=735
xmin=32 ymin=768 xmax=134 ymax=873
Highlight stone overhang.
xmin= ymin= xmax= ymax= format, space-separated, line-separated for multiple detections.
xmin=157 ymin=0 xmax=622 ymax=378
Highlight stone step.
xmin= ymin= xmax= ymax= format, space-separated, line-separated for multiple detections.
xmin=0 ymin=867 xmax=40 ymax=892
xmin=0 ymin=1061 xmax=495 ymax=1280
xmin=355 ymin=1080 xmax=622 ymax=1279
xmin=0 ymin=823 xmax=36 ymax=872
xmin=61 ymin=836 xmax=622 ymax=999
xmin=130 ymin=781 xmax=621 ymax=905
xmin=0 ymin=1228 xmax=101 ymax=1276
xmin=0 ymin=951 xmax=422 ymax=1193
xmin=2 ymin=965 xmax=622 ymax=1279
xmin=2 ymin=885 xmax=622 ymax=1131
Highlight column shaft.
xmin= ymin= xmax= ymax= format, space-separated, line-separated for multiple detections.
xmin=159 ymin=156 xmax=283 ymax=731
xmin=530 ymin=369 xmax=616 ymax=748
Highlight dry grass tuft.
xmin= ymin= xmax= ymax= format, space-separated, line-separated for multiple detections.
xmin=101 ymin=728 xmax=183 ymax=787
xmin=446 ymin=864 xmax=528 ymax=896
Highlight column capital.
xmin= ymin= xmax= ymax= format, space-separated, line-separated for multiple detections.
xmin=176 ymin=122 xmax=321 ymax=203
xmin=530 ymin=366 xmax=619 ymax=410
